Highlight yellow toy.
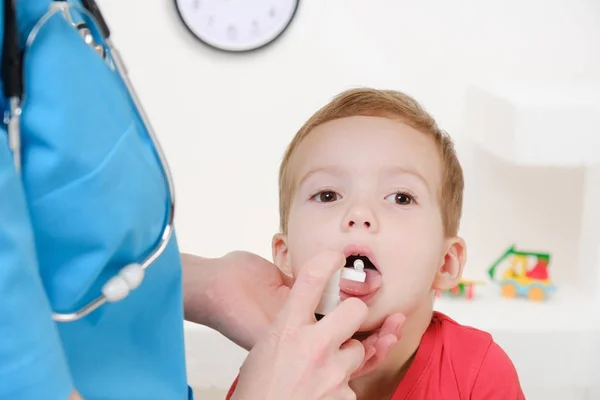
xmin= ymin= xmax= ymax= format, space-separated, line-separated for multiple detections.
xmin=487 ymin=245 xmax=556 ymax=301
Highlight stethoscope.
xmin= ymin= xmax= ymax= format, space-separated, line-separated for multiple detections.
xmin=1 ymin=0 xmax=176 ymax=323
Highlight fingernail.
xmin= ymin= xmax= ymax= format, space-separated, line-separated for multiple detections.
xmin=395 ymin=324 xmax=403 ymax=336
xmin=395 ymin=320 xmax=405 ymax=336
xmin=357 ymin=346 xmax=375 ymax=371
xmin=386 ymin=338 xmax=398 ymax=353
xmin=365 ymin=345 xmax=376 ymax=360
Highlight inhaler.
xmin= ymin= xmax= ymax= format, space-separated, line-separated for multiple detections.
xmin=315 ymin=259 xmax=367 ymax=320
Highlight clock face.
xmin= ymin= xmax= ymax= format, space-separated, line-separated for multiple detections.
xmin=174 ymin=0 xmax=300 ymax=53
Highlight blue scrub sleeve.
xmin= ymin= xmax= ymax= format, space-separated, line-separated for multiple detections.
xmin=0 ymin=1 xmax=74 ymax=397
xmin=0 ymin=132 xmax=74 ymax=399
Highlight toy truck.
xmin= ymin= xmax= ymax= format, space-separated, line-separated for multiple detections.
xmin=487 ymin=245 xmax=556 ymax=301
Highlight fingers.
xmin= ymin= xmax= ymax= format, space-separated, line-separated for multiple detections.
xmin=350 ymin=313 xmax=406 ymax=379
xmin=357 ymin=312 xmax=405 ymax=350
xmin=352 ymin=334 xmax=398 ymax=379
xmin=337 ymin=338 xmax=366 ymax=377
xmin=317 ymin=297 xmax=368 ymax=346
xmin=378 ymin=313 xmax=406 ymax=338
xmin=355 ymin=344 xmax=376 ymax=372
xmin=371 ymin=334 xmax=398 ymax=362
xmin=277 ymin=250 xmax=345 ymax=326
xmin=333 ymin=386 xmax=358 ymax=400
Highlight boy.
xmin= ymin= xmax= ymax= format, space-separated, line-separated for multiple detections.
xmin=227 ymin=88 xmax=525 ymax=399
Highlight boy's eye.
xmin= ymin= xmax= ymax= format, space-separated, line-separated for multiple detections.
xmin=385 ymin=192 xmax=414 ymax=205
xmin=313 ymin=191 xmax=340 ymax=203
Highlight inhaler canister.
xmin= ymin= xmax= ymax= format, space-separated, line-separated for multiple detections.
xmin=315 ymin=263 xmax=367 ymax=319
xmin=315 ymin=268 xmax=342 ymax=318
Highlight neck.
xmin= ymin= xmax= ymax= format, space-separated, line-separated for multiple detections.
xmin=351 ymin=304 xmax=434 ymax=400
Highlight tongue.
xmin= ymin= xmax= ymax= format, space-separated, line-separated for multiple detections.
xmin=339 ymin=269 xmax=382 ymax=296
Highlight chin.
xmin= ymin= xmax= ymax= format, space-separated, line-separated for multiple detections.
xmin=353 ymin=314 xmax=388 ymax=338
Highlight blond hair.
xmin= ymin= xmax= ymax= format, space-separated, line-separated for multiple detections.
xmin=278 ymin=88 xmax=464 ymax=236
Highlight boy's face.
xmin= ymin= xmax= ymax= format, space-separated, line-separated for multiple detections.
xmin=273 ymin=116 xmax=466 ymax=332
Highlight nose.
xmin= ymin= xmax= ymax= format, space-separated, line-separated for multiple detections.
xmin=348 ymin=218 xmax=371 ymax=228
xmin=342 ymin=203 xmax=378 ymax=232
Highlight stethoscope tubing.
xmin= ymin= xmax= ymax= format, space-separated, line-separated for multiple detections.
xmin=3 ymin=0 xmax=177 ymax=323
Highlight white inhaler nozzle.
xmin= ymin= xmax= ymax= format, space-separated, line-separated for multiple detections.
xmin=340 ymin=259 xmax=367 ymax=283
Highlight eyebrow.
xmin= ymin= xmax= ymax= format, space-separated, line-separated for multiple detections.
xmin=297 ymin=165 xmax=347 ymax=188
xmin=382 ymin=165 xmax=429 ymax=187
xmin=382 ymin=165 xmax=433 ymax=196
xmin=297 ymin=165 xmax=430 ymax=191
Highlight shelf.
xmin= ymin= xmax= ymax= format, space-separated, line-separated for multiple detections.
xmin=181 ymin=283 xmax=600 ymax=338
xmin=433 ymin=283 xmax=600 ymax=332
xmin=463 ymin=82 xmax=600 ymax=167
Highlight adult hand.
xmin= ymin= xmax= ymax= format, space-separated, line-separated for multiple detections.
xmin=182 ymin=251 xmax=291 ymax=351
xmin=230 ymin=251 xmax=367 ymax=400
xmin=350 ymin=313 xmax=405 ymax=379
xmin=182 ymin=251 xmax=405 ymax=378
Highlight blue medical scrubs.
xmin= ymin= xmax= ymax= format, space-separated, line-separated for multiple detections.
xmin=0 ymin=1 xmax=191 ymax=398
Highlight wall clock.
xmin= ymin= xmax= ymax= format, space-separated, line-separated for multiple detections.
xmin=173 ymin=0 xmax=300 ymax=53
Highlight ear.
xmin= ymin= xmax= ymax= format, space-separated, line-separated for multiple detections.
xmin=432 ymin=236 xmax=467 ymax=291
xmin=272 ymin=233 xmax=292 ymax=277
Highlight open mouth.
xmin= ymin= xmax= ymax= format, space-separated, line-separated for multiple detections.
xmin=344 ymin=254 xmax=378 ymax=271
xmin=339 ymin=250 xmax=383 ymax=300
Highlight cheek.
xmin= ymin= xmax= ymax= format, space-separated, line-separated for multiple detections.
xmin=378 ymin=265 xmax=437 ymax=319
xmin=286 ymin=223 xmax=336 ymax=277
xmin=381 ymin=217 xmax=444 ymax=299
xmin=385 ymin=260 xmax=438 ymax=296
xmin=387 ymin=214 xmax=443 ymax=259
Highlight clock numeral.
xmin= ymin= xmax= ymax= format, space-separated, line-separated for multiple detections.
xmin=175 ymin=0 xmax=299 ymax=52
xmin=227 ymin=25 xmax=237 ymax=40
xmin=251 ymin=20 xmax=260 ymax=35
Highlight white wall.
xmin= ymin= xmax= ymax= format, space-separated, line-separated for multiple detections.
xmin=98 ymin=0 xmax=600 ymax=264
xmin=98 ymin=0 xmax=600 ymax=398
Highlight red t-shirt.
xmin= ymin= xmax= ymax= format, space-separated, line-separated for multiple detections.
xmin=226 ymin=311 xmax=525 ymax=399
